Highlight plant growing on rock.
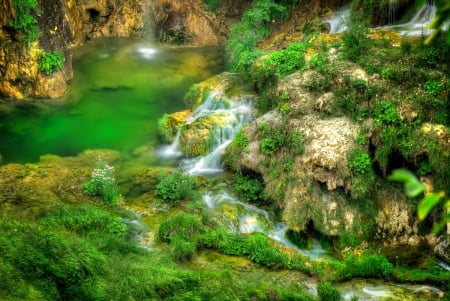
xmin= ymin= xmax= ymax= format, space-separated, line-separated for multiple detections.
xmin=10 ymin=0 xmax=41 ymax=47
xmin=38 ymin=50 xmax=65 ymax=75
xmin=83 ymin=159 xmax=121 ymax=205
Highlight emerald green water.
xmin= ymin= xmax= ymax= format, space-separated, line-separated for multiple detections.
xmin=0 ymin=38 xmax=224 ymax=164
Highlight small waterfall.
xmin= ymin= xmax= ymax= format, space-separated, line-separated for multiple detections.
xmin=203 ymin=189 xmax=330 ymax=260
xmin=388 ymin=0 xmax=398 ymax=25
xmin=158 ymin=84 xmax=254 ymax=176
xmin=323 ymin=5 xmax=351 ymax=34
xmin=384 ymin=0 xmax=448 ymax=36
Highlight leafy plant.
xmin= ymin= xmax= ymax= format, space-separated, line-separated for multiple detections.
xmin=226 ymin=0 xmax=287 ymax=71
xmin=203 ymin=0 xmax=220 ymax=11
xmin=348 ymin=149 xmax=372 ymax=175
xmin=84 ymin=159 xmax=121 ymax=205
xmin=10 ymin=0 xmax=41 ymax=47
xmin=235 ymin=172 xmax=268 ymax=204
xmin=156 ymin=169 xmax=200 ymax=204
xmin=38 ymin=50 xmax=64 ymax=75
xmin=389 ymin=169 xmax=450 ymax=233
xmin=423 ymin=79 xmax=443 ymax=96
xmin=263 ymin=42 xmax=306 ymax=77
xmin=373 ymin=101 xmax=401 ymax=125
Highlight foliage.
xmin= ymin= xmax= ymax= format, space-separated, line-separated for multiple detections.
xmin=389 ymin=169 xmax=450 ymax=233
xmin=84 ymin=159 xmax=121 ymax=205
xmin=419 ymin=0 xmax=450 ymax=44
xmin=203 ymin=0 xmax=220 ymax=11
xmin=337 ymin=253 xmax=393 ymax=280
xmin=10 ymin=0 xmax=40 ymax=47
xmin=373 ymin=101 xmax=401 ymax=125
xmin=235 ymin=172 xmax=268 ymax=204
xmin=233 ymin=129 xmax=250 ymax=153
xmin=317 ymin=282 xmax=342 ymax=301
xmin=348 ymin=148 xmax=372 ymax=175
xmin=157 ymin=113 xmax=172 ymax=143
xmin=38 ymin=51 xmax=65 ymax=75
xmin=226 ymin=0 xmax=287 ymax=71
xmin=424 ymin=79 xmax=444 ymax=96
xmin=41 ymin=205 xmax=127 ymax=236
xmin=341 ymin=13 xmax=371 ymax=63
xmin=156 ymin=168 xmax=201 ymax=205
xmin=263 ymin=42 xmax=307 ymax=77
xmin=157 ymin=213 xmax=204 ymax=262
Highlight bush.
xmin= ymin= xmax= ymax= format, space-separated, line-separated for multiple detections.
xmin=263 ymin=42 xmax=307 ymax=77
xmin=348 ymin=148 xmax=372 ymax=175
xmin=226 ymin=0 xmax=287 ymax=71
xmin=38 ymin=50 xmax=65 ymax=75
xmin=317 ymin=282 xmax=342 ymax=301
xmin=10 ymin=0 xmax=40 ymax=46
xmin=373 ymin=101 xmax=401 ymax=125
xmin=235 ymin=172 xmax=268 ymax=204
xmin=84 ymin=159 xmax=121 ymax=205
xmin=156 ymin=169 xmax=201 ymax=204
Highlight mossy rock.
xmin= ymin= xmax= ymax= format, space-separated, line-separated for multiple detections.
xmin=158 ymin=110 xmax=191 ymax=143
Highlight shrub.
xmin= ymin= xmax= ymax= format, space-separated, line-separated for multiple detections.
xmin=156 ymin=169 xmax=200 ymax=204
xmin=226 ymin=0 xmax=287 ymax=71
xmin=317 ymin=282 xmax=342 ymax=301
xmin=423 ymin=79 xmax=443 ymax=96
xmin=157 ymin=213 xmax=204 ymax=262
xmin=235 ymin=172 xmax=268 ymax=204
xmin=373 ymin=101 xmax=401 ymax=125
xmin=348 ymin=148 xmax=372 ymax=175
xmin=84 ymin=159 xmax=121 ymax=205
xmin=263 ymin=42 xmax=306 ymax=77
xmin=341 ymin=13 xmax=370 ymax=63
xmin=203 ymin=0 xmax=220 ymax=11
xmin=10 ymin=0 xmax=40 ymax=47
xmin=38 ymin=50 xmax=65 ymax=75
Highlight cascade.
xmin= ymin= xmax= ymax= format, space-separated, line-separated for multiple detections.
xmin=324 ymin=5 xmax=351 ymax=34
xmin=388 ymin=0 xmax=398 ymax=25
xmin=158 ymin=84 xmax=254 ymax=175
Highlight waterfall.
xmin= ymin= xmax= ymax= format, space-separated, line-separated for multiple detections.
xmin=388 ymin=0 xmax=398 ymax=25
xmin=384 ymin=0 xmax=449 ymax=36
xmin=158 ymin=83 xmax=254 ymax=175
xmin=324 ymin=5 xmax=351 ymax=34
xmin=203 ymin=189 xmax=330 ymax=260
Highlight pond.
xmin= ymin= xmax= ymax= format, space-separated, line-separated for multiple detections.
xmin=0 ymin=38 xmax=224 ymax=164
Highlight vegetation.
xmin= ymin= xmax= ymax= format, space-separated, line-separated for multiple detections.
xmin=156 ymin=168 xmax=201 ymax=205
xmin=38 ymin=50 xmax=65 ymax=75
xmin=84 ymin=159 xmax=121 ymax=205
xmin=317 ymin=282 xmax=342 ymax=301
xmin=10 ymin=0 xmax=40 ymax=47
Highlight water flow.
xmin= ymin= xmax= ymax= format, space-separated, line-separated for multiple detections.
xmin=158 ymin=86 xmax=254 ymax=175
xmin=324 ymin=5 xmax=351 ymax=34
xmin=384 ymin=0 xmax=449 ymax=36
xmin=388 ymin=0 xmax=397 ymax=25
xmin=203 ymin=189 xmax=330 ymax=260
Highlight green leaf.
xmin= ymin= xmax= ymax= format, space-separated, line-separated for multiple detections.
xmin=388 ymin=169 xmax=425 ymax=197
xmin=418 ymin=194 xmax=442 ymax=220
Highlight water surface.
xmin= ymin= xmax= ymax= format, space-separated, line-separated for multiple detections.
xmin=0 ymin=38 xmax=224 ymax=164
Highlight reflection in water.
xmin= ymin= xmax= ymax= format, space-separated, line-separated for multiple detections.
xmin=0 ymin=38 xmax=224 ymax=164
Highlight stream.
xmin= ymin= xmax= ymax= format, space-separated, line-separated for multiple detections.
xmin=0 ymin=38 xmax=446 ymax=300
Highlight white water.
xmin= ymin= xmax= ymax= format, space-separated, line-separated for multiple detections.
xmin=158 ymin=84 xmax=254 ymax=175
xmin=384 ymin=1 xmax=441 ymax=36
xmin=325 ymin=1 xmax=448 ymax=37
xmin=324 ymin=5 xmax=351 ymax=34
xmin=203 ymin=189 xmax=330 ymax=260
